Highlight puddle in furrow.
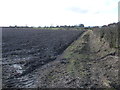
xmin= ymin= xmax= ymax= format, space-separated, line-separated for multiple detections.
xmin=13 ymin=64 xmax=23 ymax=74
xmin=5 ymin=57 xmax=37 ymax=88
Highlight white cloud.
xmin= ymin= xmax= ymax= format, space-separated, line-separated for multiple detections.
xmin=0 ymin=0 xmax=119 ymax=27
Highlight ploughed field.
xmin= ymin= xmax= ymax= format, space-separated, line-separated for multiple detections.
xmin=2 ymin=28 xmax=84 ymax=88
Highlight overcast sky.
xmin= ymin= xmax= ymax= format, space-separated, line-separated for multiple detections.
xmin=0 ymin=0 xmax=119 ymax=27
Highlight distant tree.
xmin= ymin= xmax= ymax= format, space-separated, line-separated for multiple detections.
xmin=9 ymin=26 xmax=13 ymax=28
xmin=38 ymin=26 xmax=41 ymax=28
xmin=15 ymin=25 xmax=17 ymax=28
xmin=63 ymin=25 xmax=68 ymax=28
xmin=102 ymin=25 xmax=107 ymax=27
xmin=84 ymin=26 xmax=91 ymax=29
xmin=108 ymin=23 xmax=116 ymax=27
xmin=79 ymin=24 xmax=84 ymax=27
xmin=50 ymin=25 xmax=54 ymax=28
xmin=92 ymin=26 xmax=99 ymax=28
xmin=56 ymin=25 xmax=59 ymax=28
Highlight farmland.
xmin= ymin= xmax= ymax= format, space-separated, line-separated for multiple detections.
xmin=2 ymin=28 xmax=84 ymax=88
xmin=2 ymin=22 xmax=119 ymax=89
